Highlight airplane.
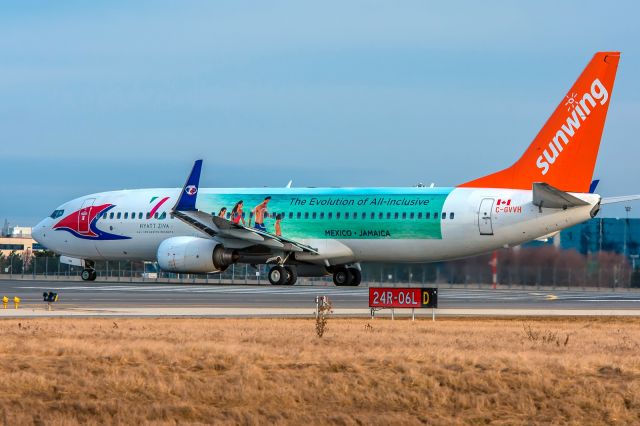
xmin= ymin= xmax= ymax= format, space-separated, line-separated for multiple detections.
xmin=32 ymin=51 xmax=639 ymax=286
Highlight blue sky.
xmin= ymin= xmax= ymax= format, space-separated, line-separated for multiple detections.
xmin=2 ymin=1 xmax=640 ymax=225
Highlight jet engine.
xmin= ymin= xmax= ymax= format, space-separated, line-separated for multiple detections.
xmin=157 ymin=236 xmax=238 ymax=273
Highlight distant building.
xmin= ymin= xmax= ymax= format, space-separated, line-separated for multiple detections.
xmin=0 ymin=236 xmax=44 ymax=257
xmin=0 ymin=222 xmax=43 ymax=257
xmin=524 ymin=218 xmax=640 ymax=259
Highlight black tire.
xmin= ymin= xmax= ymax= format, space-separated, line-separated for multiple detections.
xmin=268 ymin=266 xmax=288 ymax=285
xmin=284 ymin=266 xmax=298 ymax=285
xmin=89 ymin=270 xmax=97 ymax=281
xmin=81 ymin=269 xmax=92 ymax=281
xmin=348 ymin=268 xmax=361 ymax=286
xmin=333 ymin=267 xmax=352 ymax=286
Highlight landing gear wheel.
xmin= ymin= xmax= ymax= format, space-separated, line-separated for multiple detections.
xmin=89 ymin=270 xmax=97 ymax=281
xmin=81 ymin=269 xmax=93 ymax=281
xmin=268 ymin=266 xmax=288 ymax=285
xmin=284 ymin=266 xmax=298 ymax=286
xmin=333 ymin=267 xmax=352 ymax=286
xmin=347 ymin=268 xmax=361 ymax=286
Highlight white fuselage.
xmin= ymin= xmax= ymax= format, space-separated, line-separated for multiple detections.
xmin=32 ymin=186 xmax=600 ymax=267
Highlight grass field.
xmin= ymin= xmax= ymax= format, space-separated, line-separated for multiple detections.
xmin=0 ymin=317 xmax=639 ymax=425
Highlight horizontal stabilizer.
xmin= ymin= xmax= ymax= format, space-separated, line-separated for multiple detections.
xmin=601 ymin=195 xmax=640 ymax=205
xmin=532 ymin=182 xmax=590 ymax=209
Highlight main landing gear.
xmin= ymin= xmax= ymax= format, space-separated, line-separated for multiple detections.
xmin=81 ymin=268 xmax=97 ymax=281
xmin=268 ymin=265 xmax=298 ymax=286
xmin=332 ymin=266 xmax=361 ymax=287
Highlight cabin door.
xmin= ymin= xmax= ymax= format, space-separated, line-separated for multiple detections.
xmin=478 ymin=198 xmax=494 ymax=235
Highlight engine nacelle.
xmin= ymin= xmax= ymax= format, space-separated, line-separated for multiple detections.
xmin=157 ymin=236 xmax=238 ymax=273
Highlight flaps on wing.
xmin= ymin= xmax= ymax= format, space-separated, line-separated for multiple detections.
xmin=532 ymin=182 xmax=590 ymax=209
xmin=179 ymin=211 xmax=317 ymax=253
xmin=172 ymin=210 xmax=220 ymax=238
xmin=170 ymin=159 xmax=317 ymax=254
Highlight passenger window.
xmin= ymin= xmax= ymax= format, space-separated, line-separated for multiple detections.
xmin=402 ymin=212 xmax=406 ymax=219
xmin=124 ymin=212 xmax=129 ymax=219
xmin=345 ymin=212 xmax=350 ymax=219
xmin=312 ymin=212 xmax=317 ymax=219
xmin=353 ymin=212 xmax=357 ymax=220
xmin=146 ymin=212 xmax=151 ymax=219
xmin=296 ymin=212 xmax=301 ymax=219
xmin=304 ymin=212 xmax=309 ymax=219
xmin=370 ymin=212 xmax=374 ymax=219
xmin=386 ymin=212 xmax=391 ymax=219
xmin=410 ymin=212 xmax=414 ymax=219
xmin=138 ymin=212 xmax=143 ymax=219
xmin=320 ymin=212 xmax=324 ymax=219
xmin=336 ymin=212 xmax=341 ymax=219
xmin=434 ymin=212 xmax=439 ymax=219
xmin=426 ymin=212 xmax=430 ymax=219
xmin=442 ymin=212 xmax=446 ymax=220
xmin=131 ymin=212 xmax=135 ymax=219
xmin=394 ymin=212 xmax=399 ymax=219
xmin=450 ymin=212 xmax=454 ymax=219
xmin=154 ymin=212 xmax=159 ymax=219
xmin=379 ymin=212 xmax=383 ymax=219
xmin=418 ymin=212 xmax=422 ymax=219
xmin=109 ymin=212 xmax=114 ymax=219
xmin=328 ymin=212 xmax=333 ymax=219
xmin=289 ymin=212 xmax=293 ymax=219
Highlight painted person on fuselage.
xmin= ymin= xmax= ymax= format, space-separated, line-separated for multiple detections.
xmin=252 ymin=196 xmax=271 ymax=232
xmin=231 ymin=201 xmax=245 ymax=225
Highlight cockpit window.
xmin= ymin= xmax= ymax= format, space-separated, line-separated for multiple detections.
xmin=50 ymin=209 xmax=64 ymax=219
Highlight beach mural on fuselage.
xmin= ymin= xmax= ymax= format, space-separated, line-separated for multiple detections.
xmin=196 ymin=188 xmax=453 ymax=240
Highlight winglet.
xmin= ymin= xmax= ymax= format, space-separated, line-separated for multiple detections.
xmin=173 ymin=160 xmax=203 ymax=212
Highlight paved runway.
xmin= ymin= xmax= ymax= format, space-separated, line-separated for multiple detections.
xmin=1 ymin=279 xmax=640 ymax=315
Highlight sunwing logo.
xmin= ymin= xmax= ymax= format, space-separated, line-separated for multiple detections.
xmin=536 ymin=78 xmax=609 ymax=175
xmin=185 ymin=185 xmax=198 ymax=196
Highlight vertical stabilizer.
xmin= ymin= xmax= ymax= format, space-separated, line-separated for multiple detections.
xmin=459 ymin=52 xmax=620 ymax=192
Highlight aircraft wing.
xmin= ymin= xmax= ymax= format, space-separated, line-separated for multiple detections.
xmin=171 ymin=160 xmax=318 ymax=254
xmin=601 ymin=195 xmax=640 ymax=205
xmin=532 ymin=182 xmax=590 ymax=209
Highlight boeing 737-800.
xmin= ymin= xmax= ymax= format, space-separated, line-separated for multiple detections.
xmin=32 ymin=52 xmax=639 ymax=285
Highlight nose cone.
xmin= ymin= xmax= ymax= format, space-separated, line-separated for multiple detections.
xmin=32 ymin=219 xmax=48 ymax=244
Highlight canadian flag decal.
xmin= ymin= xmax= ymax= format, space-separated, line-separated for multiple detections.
xmin=496 ymin=199 xmax=511 ymax=206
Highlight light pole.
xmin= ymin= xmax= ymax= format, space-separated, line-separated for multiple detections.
xmin=624 ymin=206 xmax=631 ymax=258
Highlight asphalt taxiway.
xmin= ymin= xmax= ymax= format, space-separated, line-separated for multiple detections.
xmin=1 ymin=279 xmax=639 ymax=317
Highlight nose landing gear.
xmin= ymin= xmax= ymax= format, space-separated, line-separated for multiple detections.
xmin=81 ymin=268 xmax=97 ymax=281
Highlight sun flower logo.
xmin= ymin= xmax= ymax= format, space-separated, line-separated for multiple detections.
xmin=564 ymin=92 xmax=579 ymax=112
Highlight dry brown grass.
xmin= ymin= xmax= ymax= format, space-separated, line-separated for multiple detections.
xmin=0 ymin=317 xmax=639 ymax=425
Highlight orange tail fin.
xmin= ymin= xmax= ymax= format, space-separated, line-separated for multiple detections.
xmin=459 ymin=52 xmax=620 ymax=192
